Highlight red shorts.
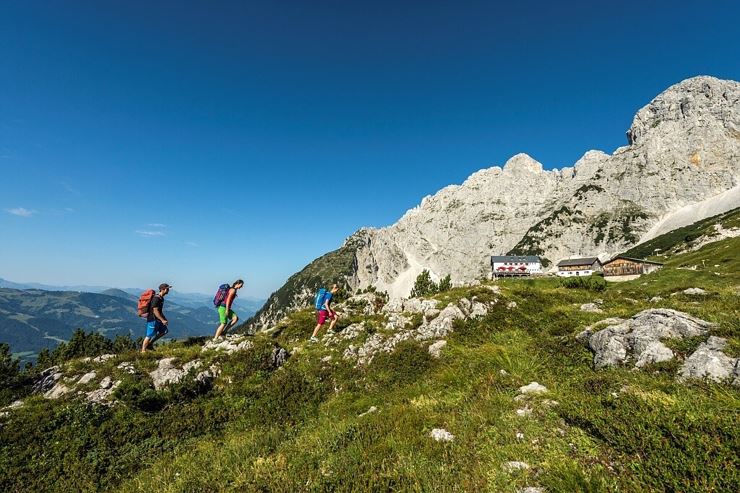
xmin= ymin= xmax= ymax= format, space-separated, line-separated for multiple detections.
xmin=316 ymin=310 xmax=336 ymax=325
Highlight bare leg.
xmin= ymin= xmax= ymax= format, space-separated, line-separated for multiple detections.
xmin=311 ymin=323 xmax=323 ymax=338
xmin=223 ymin=316 xmax=239 ymax=336
xmin=214 ymin=323 xmax=227 ymax=339
xmin=148 ymin=331 xmax=166 ymax=349
xmin=328 ymin=314 xmax=339 ymax=332
xmin=141 ymin=337 xmax=151 ymax=353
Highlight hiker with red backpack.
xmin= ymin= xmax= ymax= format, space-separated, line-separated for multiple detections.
xmin=310 ymin=284 xmax=339 ymax=342
xmin=213 ymin=279 xmax=244 ymax=339
xmin=138 ymin=283 xmax=172 ymax=353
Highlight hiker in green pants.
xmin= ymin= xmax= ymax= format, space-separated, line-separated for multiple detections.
xmin=214 ymin=280 xmax=244 ymax=339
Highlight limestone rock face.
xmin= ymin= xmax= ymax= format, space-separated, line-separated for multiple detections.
xmin=344 ymin=78 xmax=739 ymax=299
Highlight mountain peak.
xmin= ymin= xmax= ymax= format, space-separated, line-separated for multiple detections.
xmin=503 ymin=153 xmax=544 ymax=173
xmin=626 ymin=75 xmax=740 ymax=145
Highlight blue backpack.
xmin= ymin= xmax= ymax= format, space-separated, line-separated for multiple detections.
xmin=314 ymin=288 xmax=327 ymax=310
xmin=213 ymin=284 xmax=230 ymax=307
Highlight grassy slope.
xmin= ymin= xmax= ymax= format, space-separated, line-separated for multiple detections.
xmin=622 ymin=207 xmax=739 ymax=259
xmin=1 ymin=238 xmax=738 ymax=492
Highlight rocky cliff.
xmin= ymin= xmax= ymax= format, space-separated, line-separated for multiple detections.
xmin=250 ymin=76 xmax=740 ymax=329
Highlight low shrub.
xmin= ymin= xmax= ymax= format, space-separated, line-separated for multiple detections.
xmin=560 ymin=275 xmax=607 ymax=292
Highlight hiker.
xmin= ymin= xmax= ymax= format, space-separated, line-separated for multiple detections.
xmin=214 ymin=279 xmax=244 ymax=339
xmin=310 ymin=284 xmax=339 ymax=342
xmin=141 ymin=283 xmax=171 ymax=353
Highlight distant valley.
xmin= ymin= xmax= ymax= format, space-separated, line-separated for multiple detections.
xmin=0 ymin=280 xmax=265 ymax=359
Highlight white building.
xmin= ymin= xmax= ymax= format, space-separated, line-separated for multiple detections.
xmin=490 ymin=255 xmax=542 ymax=277
xmin=556 ymin=257 xmax=602 ymax=277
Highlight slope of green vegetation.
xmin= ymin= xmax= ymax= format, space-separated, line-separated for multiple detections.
xmin=622 ymin=207 xmax=739 ymax=259
xmin=1 ymin=237 xmax=738 ymax=492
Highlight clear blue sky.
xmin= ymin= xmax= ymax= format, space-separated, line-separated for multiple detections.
xmin=1 ymin=0 xmax=738 ymax=297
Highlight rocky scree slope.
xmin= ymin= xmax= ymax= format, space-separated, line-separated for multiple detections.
xmin=251 ymin=76 xmax=740 ymax=330
xmin=621 ymin=207 xmax=740 ymax=259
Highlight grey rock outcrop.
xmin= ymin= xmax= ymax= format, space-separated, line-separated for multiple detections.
xmin=339 ymin=323 xmax=365 ymax=340
xmin=252 ymin=76 xmax=740 ymax=329
xmin=577 ymin=309 xmax=715 ymax=369
xmin=149 ymin=358 xmax=202 ymax=390
xmin=428 ymin=340 xmax=447 ymax=358
xmin=678 ymin=336 xmax=739 ymax=384
xmin=343 ymin=298 xmax=484 ymax=365
xmin=202 ymin=335 xmax=254 ymax=354
xmin=430 ymin=428 xmax=455 ymax=442
xmin=580 ymin=303 xmax=603 ymax=313
xmin=117 ymin=362 xmax=136 ymax=374
xmin=77 ymin=371 xmax=97 ymax=385
xmin=86 ymin=378 xmax=122 ymax=405
xmin=518 ymin=382 xmax=548 ymax=395
xmin=270 ymin=347 xmax=289 ymax=369
xmin=385 ymin=312 xmax=411 ymax=331
xmin=503 ymin=461 xmax=530 ymax=472
xmin=32 ymin=366 xmax=62 ymax=394
xmin=45 ymin=383 xmax=71 ymax=399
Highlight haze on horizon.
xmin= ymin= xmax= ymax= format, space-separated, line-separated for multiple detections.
xmin=1 ymin=0 xmax=739 ymax=297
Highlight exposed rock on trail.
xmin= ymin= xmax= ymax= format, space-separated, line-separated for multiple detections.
xmin=148 ymin=358 xmax=221 ymax=391
xmin=342 ymin=296 xmax=486 ymax=365
xmin=202 ymin=334 xmax=254 ymax=354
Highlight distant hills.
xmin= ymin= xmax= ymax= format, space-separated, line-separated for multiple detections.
xmin=0 ymin=280 xmax=265 ymax=359
xmin=0 ymin=278 xmax=265 ymax=315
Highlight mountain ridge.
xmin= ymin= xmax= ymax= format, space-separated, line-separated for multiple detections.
xmin=250 ymin=75 xmax=740 ymax=330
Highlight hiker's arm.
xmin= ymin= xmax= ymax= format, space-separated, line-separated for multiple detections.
xmin=225 ymin=289 xmax=236 ymax=311
xmin=153 ymin=307 xmax=168 ymax=324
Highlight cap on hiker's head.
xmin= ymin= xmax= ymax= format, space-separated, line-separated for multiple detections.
xmin=159 ymin=283 xmax=172 ymax=291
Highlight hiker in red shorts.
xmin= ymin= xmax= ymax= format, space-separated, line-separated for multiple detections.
xmin=310 ymin=284 xmax=339 ymax=342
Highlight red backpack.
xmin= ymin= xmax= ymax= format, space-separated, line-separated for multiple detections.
xmin=213 ymin=284 xmax=230 ymax=307
xmin=137 ymin=289 xmax=155 ymax=317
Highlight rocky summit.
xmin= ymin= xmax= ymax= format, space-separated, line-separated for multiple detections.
xmin=252 ymin=76 xmax=740 ymax=329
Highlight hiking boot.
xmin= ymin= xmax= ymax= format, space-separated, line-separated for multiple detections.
xmin=309 ymin=336 xmax=319 ymax=343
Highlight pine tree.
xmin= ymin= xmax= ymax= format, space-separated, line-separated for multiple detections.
xmin=410 ymin=270 xmax=438 ymax=297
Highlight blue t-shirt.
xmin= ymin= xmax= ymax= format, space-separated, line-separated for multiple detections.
xmin=322 ymin=292 xmax=333 ymax=310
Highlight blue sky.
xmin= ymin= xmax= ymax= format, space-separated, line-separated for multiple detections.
xmin=1 ymin=0 xmax=738 ymax=297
